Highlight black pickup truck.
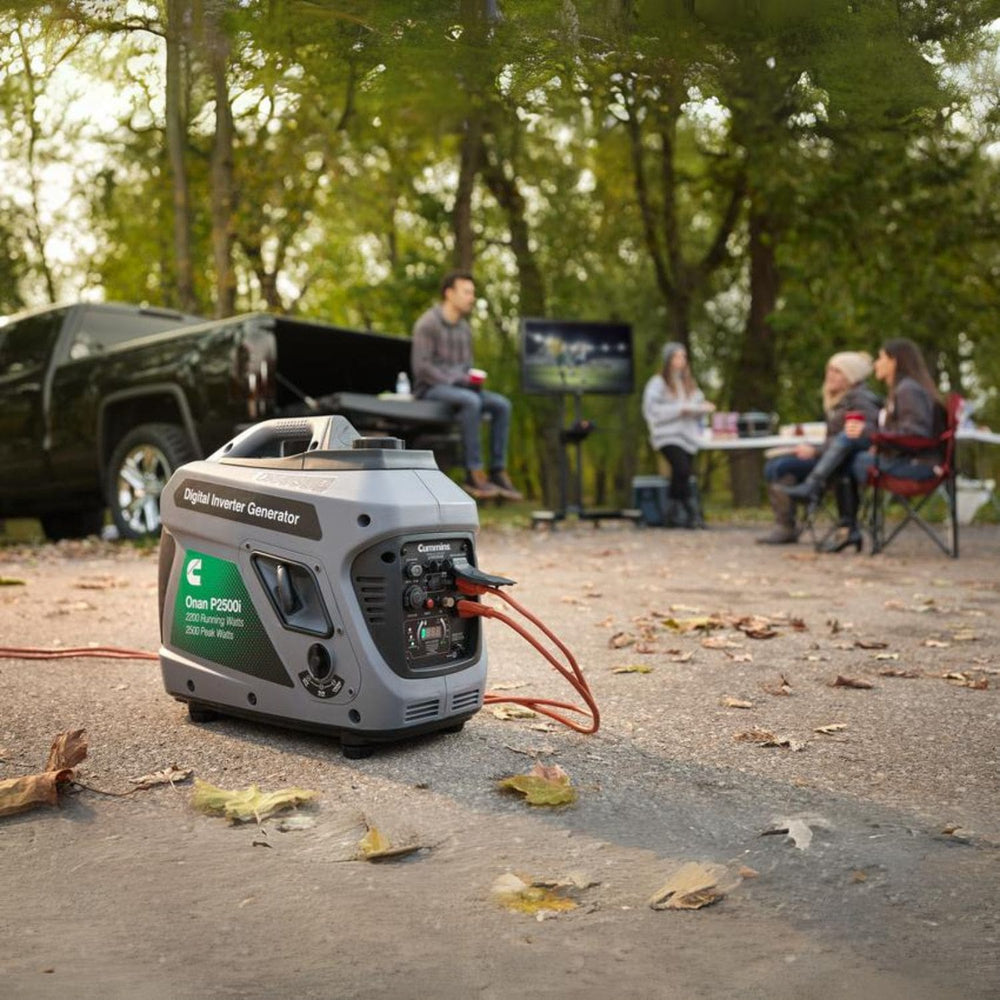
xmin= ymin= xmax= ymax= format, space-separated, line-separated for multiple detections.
xmin=0 ymin=302 xmax=457 ymax=541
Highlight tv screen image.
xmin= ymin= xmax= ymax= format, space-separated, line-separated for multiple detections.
xmin=520 ymin=318 xmax=634 ymax=396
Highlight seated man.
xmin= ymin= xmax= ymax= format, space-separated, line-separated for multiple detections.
xmin=410 ymin=271 xmax=523 ymax=501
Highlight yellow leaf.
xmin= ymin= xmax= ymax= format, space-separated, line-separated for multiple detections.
xmin=490 ymin=705 xmax=537 ymax=720
xmin=492 ymin=873 xmax=578 ymax=915
xmin=498 ymin=763 xmax=576 ymax=806
xmin=611 ymin=664 xmax=653 ymax=674
xmin=190 ymin=778 xmax=319 ymax=823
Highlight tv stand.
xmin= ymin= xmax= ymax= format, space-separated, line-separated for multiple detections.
xmin=531 ymin=393 xmax=642 ymax=529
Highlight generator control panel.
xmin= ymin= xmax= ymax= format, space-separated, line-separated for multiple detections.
xmin=351 ymin=534 xmax=480 ymax=678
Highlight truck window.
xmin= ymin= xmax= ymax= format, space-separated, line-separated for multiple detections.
xmin=69 ymin=307 xmax=203 ymax=357
xmin=0 ymin=310 xmax=68 ymax=377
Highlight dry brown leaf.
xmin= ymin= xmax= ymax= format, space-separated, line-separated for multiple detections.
xmin=734 ymin=729 xmax=805 ymax=751
xmin=665 ymin=650 xmax=694 ymax=663
xmin=649 ymin=861 xmax=735 ymax=911
xmin=854 ymin=639 xmax=889 ymax=650
xmin=761 ymin=674 xmax=793 ymax=696
xmin=831 ymin=675 xmax=874 ymax=689
xmin=726 ymin=652 xmax=754 ymax=663
xmin=490 ymin=705 xmax=537 ymax=720
xmin=879 ymin=667 xmax=922 ymax=678
xmin=129 ymin=765 xmax=193 ymax=789
xmin=0 ymin=771 xmax=72 ymax=818
xmin=922 ymin=639 xmax=951 ymax=648
xmin=608 ymin=632 xmax=636 ymax=649
xmin=701 ymin=637 xmax=744 ymax=650
xmin=814 ymin=723 xmax=847 ymax=735
xmin=721 ymin=697 xmax=754 ymax=709
xmin=45 ymin=729 xmax=88 ymax=772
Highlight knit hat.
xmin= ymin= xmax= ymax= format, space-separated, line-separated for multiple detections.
xmin=828 ymin=350 xmax=872 ymax=385
xmin=661 ymin=341 xmax=686 ymax=367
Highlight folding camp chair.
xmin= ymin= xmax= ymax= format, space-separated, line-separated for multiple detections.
xmin=866 ymin=393 xmax=960 ymax=558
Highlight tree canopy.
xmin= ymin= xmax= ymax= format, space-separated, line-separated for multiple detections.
xmin=2 ymin=0 xmax=999 ymax=501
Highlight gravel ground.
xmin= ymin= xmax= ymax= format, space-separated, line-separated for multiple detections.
xmin=1 ymin=520 xmax=998 ymax=999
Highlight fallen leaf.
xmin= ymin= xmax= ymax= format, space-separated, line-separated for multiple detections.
xmin=0 ymin=577 xmax=26 ymax=586
xmin=922 ymin=639 xmax=950 ymax=648
xmin=854 ymin=640 xmax=889 ymax=650
xmin=45 ymin=729 xmax=88 ymax=772
xmin=872 ymin=652 xmax=900 ymax=661
xmin=662 ymin=616 xmax=724 ymax=633
xmin=814 ymin=723 xmax=847 ymax=735
xmin=831 ymin=675 xmax=874 ymax=689
xmin=608 ymin=632 xmax=635 ymax=649
xmin=357 ymin=825 xmax=422 ymax=861
xmin=490 ymin=705 xmax=537 ymax=720
xmin=0 ymin=728 xmax=87 ymax=819
xmin=950 ymin=629 xmax=979 ymax=642
xmin=879 ymin=667 xmax=922 ymax=678
xmin=190 ymin=779 xmax=319 ymax=823
xmin=665 ymin=650 xmax=694 ymax=663
xmin=852 ymin=870 xmax=868 ymax=883
xmin=942 ymin=672 xmax=988 ymax=690
xmin=761 ymin=674 xmax=793 ymax=696
xmin=0 ymin=772 xmax=72 ymax=818
xmin=611 ymin=664 xmax=653 ymax=674
xmin=129 ymin=765 xmax=193 ymax=790
xmin=726 ymin=652 xmax=754 ymax=663
xmin=648 ymin=861 xmax=735 ymax=910
xmin=734 ymin=729 xmax=805 ymax=751
xmin=498 ymin=763 xmax=576 ymax=806
xmin=490 ymin=681 xmax=529 ymax=692
xmin=702 ymin=637 xmax=744 ymax=650
xmin=492 ymin=873 xmax=579 ymax=916
xmin=721 ymin=697 xmax=754 ymax=709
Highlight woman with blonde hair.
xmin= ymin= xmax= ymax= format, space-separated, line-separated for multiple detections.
xmin=642 ymin=342 xmax=715 ymax=528
xmin=759 ymin=351 xmax=881 ymax=547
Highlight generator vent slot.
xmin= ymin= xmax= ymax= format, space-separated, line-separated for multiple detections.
xmin=450 ymin=688 xmax=481 ymax=713
xmin=404 ymin=698 xmax=441 ymax=723
xmin=355 ymin=576 xmax=387 ymax=625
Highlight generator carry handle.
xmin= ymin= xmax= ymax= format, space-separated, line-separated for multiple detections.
xmin=208 ymin=415 xmax=361 ymax=462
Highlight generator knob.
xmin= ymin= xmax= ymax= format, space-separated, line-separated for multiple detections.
xmin=403 ymin=584 xmax=427 ymax=610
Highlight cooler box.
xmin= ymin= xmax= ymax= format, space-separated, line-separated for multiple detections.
xmin=631 ymin=475 xmax=669 ymax=527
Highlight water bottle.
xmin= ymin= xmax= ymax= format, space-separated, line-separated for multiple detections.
xmin=395 ymin=371 xmax=411 ymax=396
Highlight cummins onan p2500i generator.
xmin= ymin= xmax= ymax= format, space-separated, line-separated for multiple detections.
xmin=157 ymin=416 xmax=487 ymax=757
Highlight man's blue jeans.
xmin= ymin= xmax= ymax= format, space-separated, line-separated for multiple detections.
xmin=422 ymin=384 xmax=512 ymax=472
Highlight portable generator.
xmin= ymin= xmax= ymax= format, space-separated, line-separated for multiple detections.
xmin=157 ymin=415 xmax=490 ymax=757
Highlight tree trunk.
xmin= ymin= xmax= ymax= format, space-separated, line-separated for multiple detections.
xmin=453 ymin=114 xmax=482 ymax=271
xmin=206 ymin=12 xmax=236 ymax=318
xmin=165 ymin=0 xmax=197 ymax=313
xmin=729 ymin=204 xmax=780 ymax=506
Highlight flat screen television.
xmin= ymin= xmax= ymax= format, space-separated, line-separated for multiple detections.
xmin=520 ymin=318 xmax=634 ymax=396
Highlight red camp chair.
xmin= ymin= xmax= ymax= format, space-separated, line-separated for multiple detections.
xmin=867 ymin=392 xmax=961 ymax=558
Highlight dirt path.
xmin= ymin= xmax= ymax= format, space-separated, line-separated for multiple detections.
xmin=1 ymin=523 xmax=998 ymax=999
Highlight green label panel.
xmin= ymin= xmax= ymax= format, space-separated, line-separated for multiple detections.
xmin=171 ymin=549 xmax=292 ymax=688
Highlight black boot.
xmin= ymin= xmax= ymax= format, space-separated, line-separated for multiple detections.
xmin=682 ymin=497 xmax=706 ymax=529
xmin=665 ymin=498 xmax=690 ymax=528
xmin=779 ymin=438 xmax=855 ymax=504
xmin=819 ymin=477 xmax=862 ymax=553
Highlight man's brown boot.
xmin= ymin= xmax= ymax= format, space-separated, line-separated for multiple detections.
xmin=464 ymin=468 xmax=501 ymax=500
xmin=489 ymin=469 xmax=524 ymax=502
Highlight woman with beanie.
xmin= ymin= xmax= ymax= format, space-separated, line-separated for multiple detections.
xmin=758 ymin=351 xmax=881 ymax=548
xmin=641 ymin=342 xmax=715 ymax=528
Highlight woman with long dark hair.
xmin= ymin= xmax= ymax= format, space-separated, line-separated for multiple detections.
xmin=849 ymin=337 xmax=944 ymax=485
xmin=641 ymin=342 xmax=715 ymax=528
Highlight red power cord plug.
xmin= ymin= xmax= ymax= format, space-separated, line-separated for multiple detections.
xmin=455 ymin=583 xmax=600 ymax=735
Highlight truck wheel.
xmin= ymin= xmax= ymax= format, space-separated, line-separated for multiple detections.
xmin=39 ymin=508 xmax=106 ymax=542
xmin=107 ymin=423 xmax=195 ymax=541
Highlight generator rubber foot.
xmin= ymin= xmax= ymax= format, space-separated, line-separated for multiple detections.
xmin=188 ymin=702 xmax=220 ymax=724
xmin=341 ymin=741 xmax=374 ymax=760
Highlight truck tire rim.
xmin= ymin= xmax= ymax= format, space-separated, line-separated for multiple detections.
xmin=116 ymin=443 xmax=170 ymax=535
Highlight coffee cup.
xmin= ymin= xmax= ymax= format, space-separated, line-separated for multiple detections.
xmin=468 ymin=367 xmax=487 ymax=387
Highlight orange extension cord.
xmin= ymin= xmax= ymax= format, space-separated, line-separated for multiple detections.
xmin=0 ymin=585 xmax=599 ymax=735
xmin=456 ymin=578 xmax=600 ymax=735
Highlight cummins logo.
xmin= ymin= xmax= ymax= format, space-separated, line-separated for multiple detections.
xmin=417 ymin=543 xmax=452 ymax=553
xmin=186 ymin=557 xmax=203 ymax=586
